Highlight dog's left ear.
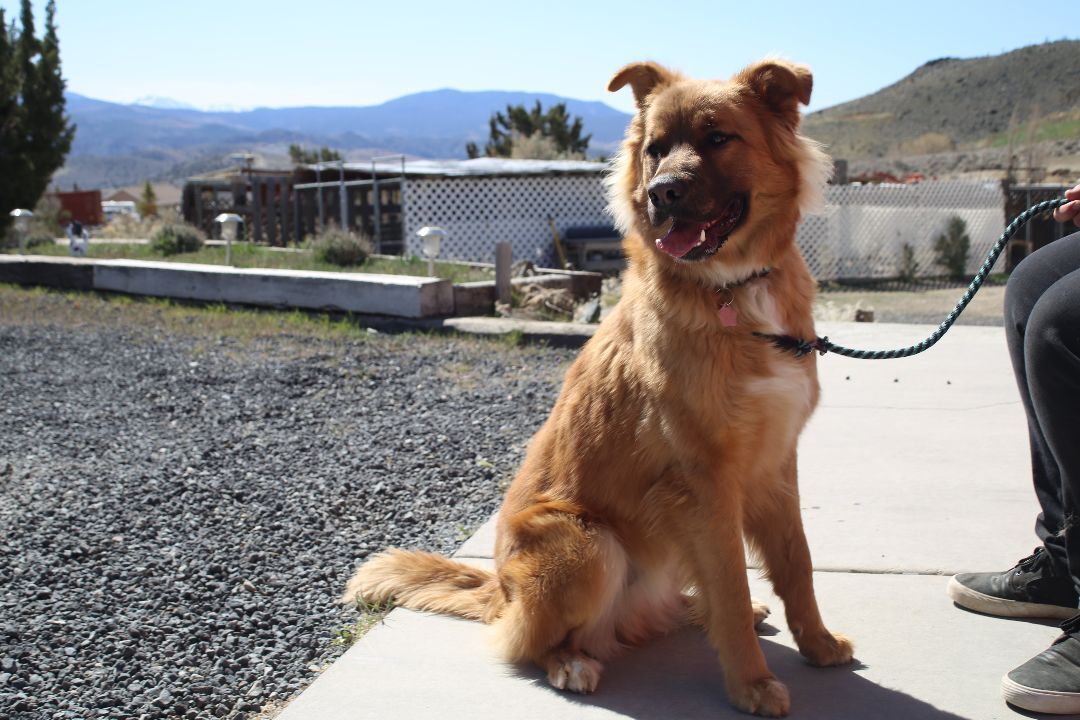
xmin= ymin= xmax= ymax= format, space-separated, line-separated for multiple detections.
xmin=738 ymin=60 xmax=813 ymax=127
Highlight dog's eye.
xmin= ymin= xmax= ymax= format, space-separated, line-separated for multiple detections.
xmin=645 ymin=143 xmax=661 ymax=159
xmin=708 ymin=132 xmax=732 ymax=146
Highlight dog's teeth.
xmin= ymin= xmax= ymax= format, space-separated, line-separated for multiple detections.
xmin=695 ymin=229 xmax=707 ymax=247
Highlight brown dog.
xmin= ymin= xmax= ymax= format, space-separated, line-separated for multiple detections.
xmin=344 ymin=58 xmax=853 ymax=717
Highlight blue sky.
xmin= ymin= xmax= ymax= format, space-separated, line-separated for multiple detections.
xmin=1 ymin=0 xmax=1075 ymax=114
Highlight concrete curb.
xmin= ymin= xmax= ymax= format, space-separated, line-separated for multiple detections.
xmin=0 ymin=255 xmax=455 ymax=319
xmin=0 ymin=255 xmax=602 ymax=344
xmin=1 ymin=255 xmax=606 ymax=324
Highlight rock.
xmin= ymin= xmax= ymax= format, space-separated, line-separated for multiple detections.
xmin=574 ymin=298 xmax=602 ymax=324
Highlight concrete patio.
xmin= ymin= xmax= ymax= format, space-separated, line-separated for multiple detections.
xmin=279 ymin=319 xmax=1072 ymax=719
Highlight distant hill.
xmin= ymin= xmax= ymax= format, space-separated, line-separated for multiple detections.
xmin=803 ymin=40 xmax=1080 ymax=161
xmin=56 ymin=90 xmax=634 ymax=189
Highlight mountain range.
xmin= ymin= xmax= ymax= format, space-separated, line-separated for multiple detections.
xmin=56 ymin=90 xmax=634 ymax=189
xmin=55 ymin=40 xmax=1080 ymax=190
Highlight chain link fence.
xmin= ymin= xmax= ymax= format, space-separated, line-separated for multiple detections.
xmin=797 ymin=180 xmax=1005 ymax=284
xmin=397 ymin=169 xmax=1026 ymax=284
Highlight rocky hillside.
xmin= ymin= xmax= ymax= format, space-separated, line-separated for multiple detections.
xmin=803 ymin=40 xmax=1080 ymax=179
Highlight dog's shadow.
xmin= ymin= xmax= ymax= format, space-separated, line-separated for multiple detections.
xmin=513 ymin=624 xmax=969 ymax=720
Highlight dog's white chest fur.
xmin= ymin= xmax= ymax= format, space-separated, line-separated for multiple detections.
xmin=739 ymin=283 xmax=817 ymax=449
xmin=735 ymin=281 xmax=785 ymax=335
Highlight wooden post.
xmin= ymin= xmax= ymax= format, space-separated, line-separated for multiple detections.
xmin=495 ymin=241 xmax=512 ymax=306
xmin=293 ymin=188 xmax=301 ymax=246
xmin=252 ymin=178 xmax=263 ymax=244
xmin=266 ymin=178 xmax=278 ymax=247
xmin=280 ymin=180 xmax=291 ymax=246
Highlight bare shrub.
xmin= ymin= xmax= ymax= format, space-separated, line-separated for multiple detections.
xmin=310 ymin=227 xmax=373 ymax=267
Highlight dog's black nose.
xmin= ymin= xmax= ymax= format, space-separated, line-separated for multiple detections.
xmin=647 ymin=176 xmax=686 ymax=210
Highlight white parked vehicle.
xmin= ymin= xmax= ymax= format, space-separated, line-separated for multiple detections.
xmin=101 ymin=200 xmax=140 ymax=223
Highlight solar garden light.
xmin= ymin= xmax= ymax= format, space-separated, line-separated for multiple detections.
xmin=214 ymin=213 xmax=243 ymax=265
xmin=9 ymin=209 xmax=33 ymax=253
xmin=417 ymin=226 xmax=446 ymax=277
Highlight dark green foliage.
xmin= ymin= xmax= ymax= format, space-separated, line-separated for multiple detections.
xmin=470 ymin=101 xmax=590 ymax=159
xmin=0 ymin=1 xmax=75 ymax=235
xmin=898 ymin=242 xmax=919 ymax=282
xmin=138 ymin=181 xmax=157 ymax=218
xmin=933 ymin=216 xmax=971 ymax=280
xmin=0 ymin=9 xmax=23 ymax=230
xmin=24 ymin=231 xmax=55 ymax=249
xmin=288 ymin=144 xmax=343 ymax=165
xmin=151 ymin=224 xmax=205 ymax=256
xmin=311 ymin=227 xmax=373 ymax=267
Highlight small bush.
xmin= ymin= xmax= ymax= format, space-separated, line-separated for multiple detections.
xmin=897 ymin=242 xmax=919 ymax=282
xmin=311 ymin=227 xmax=373 ymax=267
xmin=933 ymin=216 xmax=971 ymax=280
xmin=2 ymin=230 xmax=56 ymax=250
xmin=25 ymin=232 xmax=56 ymax=249
xmin=151 ymin=223 xmax=205 ymax=256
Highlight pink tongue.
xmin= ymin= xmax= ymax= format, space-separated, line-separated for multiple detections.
xmin=655 ymin=220 xmax=706 ymax=257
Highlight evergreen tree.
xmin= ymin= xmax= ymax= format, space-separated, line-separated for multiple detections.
xmin=139 ymin=180 xmax=158 ymax=218
xmin=19 ymin=1 xmax=74 ymax=209
xmin=469 ymin=101 xmax=591 ymax=159
xmin=933 ymin=216 xmax=971 ymax=280
xmin=16 ymin=0 xmax=36 ymax=81
xmin=288 ymin=144 xmax=342 ymax=165
xmin=1 ymin=1 xmax=75 ymax=235
xmin=0 ymin=9 xmax=25 ymax=235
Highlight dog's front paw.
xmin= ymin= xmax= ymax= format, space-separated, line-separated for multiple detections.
xmin=798 ymin=630 xmax=854 ymax=667
xmin=751 ymin=598 xmax=771 ymax=627
xmin=728 ymin=676 xmax=790 ymax=717
xmin=546 ymin=653 xmax=603 ymax=694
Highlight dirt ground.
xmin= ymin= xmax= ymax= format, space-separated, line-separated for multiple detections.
xmin=596 ymin=277 xmax=1007 ymax=327
xmin=814 ymin=284 xmax=1006 ymax=326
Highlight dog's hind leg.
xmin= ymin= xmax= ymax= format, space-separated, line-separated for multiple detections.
xmin=491 ymin=503 xmax=628 ymax=694
xmin=744 ymin=454 xmax=854 ymax=668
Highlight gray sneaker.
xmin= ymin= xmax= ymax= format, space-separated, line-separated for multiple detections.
xmin=1002 ymin=614 xmax=1080 ymax=714
xmin=948 ymin=548 xmax=1079 ymax=620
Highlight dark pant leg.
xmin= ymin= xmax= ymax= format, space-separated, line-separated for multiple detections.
xmin=1004 ymin=231 xmax=1080 ymax=585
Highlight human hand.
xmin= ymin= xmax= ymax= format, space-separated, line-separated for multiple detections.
xmin=1053 ymin=184 xmax=1080 ymax=227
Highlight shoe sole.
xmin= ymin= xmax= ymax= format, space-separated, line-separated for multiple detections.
xmin=947 ymin=577 xmax=1078 ymax=620
xmin=1002 ymin=675 xmax=1080 ymax=714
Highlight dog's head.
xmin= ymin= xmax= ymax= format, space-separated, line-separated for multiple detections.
xmin=606 ymin=59 xmax=830 ymax=284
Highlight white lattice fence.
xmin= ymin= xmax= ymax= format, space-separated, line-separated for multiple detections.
xmin=402 ymin=174 xmax=609 ymax=266
xmin=798 ymin=181 xmax=1005 ymax=281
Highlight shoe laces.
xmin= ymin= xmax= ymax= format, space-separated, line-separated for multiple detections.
xmin=1061 ymin=613 xmax=1080 ymax=636
xmin=1016 ymin=547 xmax=1050 ymax=575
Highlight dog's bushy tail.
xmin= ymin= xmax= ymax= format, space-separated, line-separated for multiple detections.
xmin=341 ymin=549 xmax=504 ymax=623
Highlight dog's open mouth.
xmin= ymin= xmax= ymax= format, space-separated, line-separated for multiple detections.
xmin=655 ymin=195 xmax=747 ymax=261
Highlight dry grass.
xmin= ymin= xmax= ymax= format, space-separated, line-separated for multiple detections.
xmin=0 ymin=284 xmax=370 ymax=344
xmin=3 ymin=242 xmax=494 ymax=283
xmin=814 ymin=284 xmax=1006 ymax=325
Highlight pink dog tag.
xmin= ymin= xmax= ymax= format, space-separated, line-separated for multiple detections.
xmin=718 ymin=304 xmax=738 ymax=327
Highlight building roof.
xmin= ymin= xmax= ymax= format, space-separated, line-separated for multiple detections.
xmin=104 ymin=189 xmax=139 ymax=203
xmin=185 ymin=158 xmax=610 ymax=188
xmin=309 ymin=158 xmax=609 ymax=179
xmin=105 ymin=184 xmax=184 ymax=206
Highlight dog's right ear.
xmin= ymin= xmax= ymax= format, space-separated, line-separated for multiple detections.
xmin=608 ymin=62 xmax=677 ymax=108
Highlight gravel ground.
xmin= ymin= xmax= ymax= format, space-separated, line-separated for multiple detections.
xmin=0 ymin=287 xmax=574 ymax=719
